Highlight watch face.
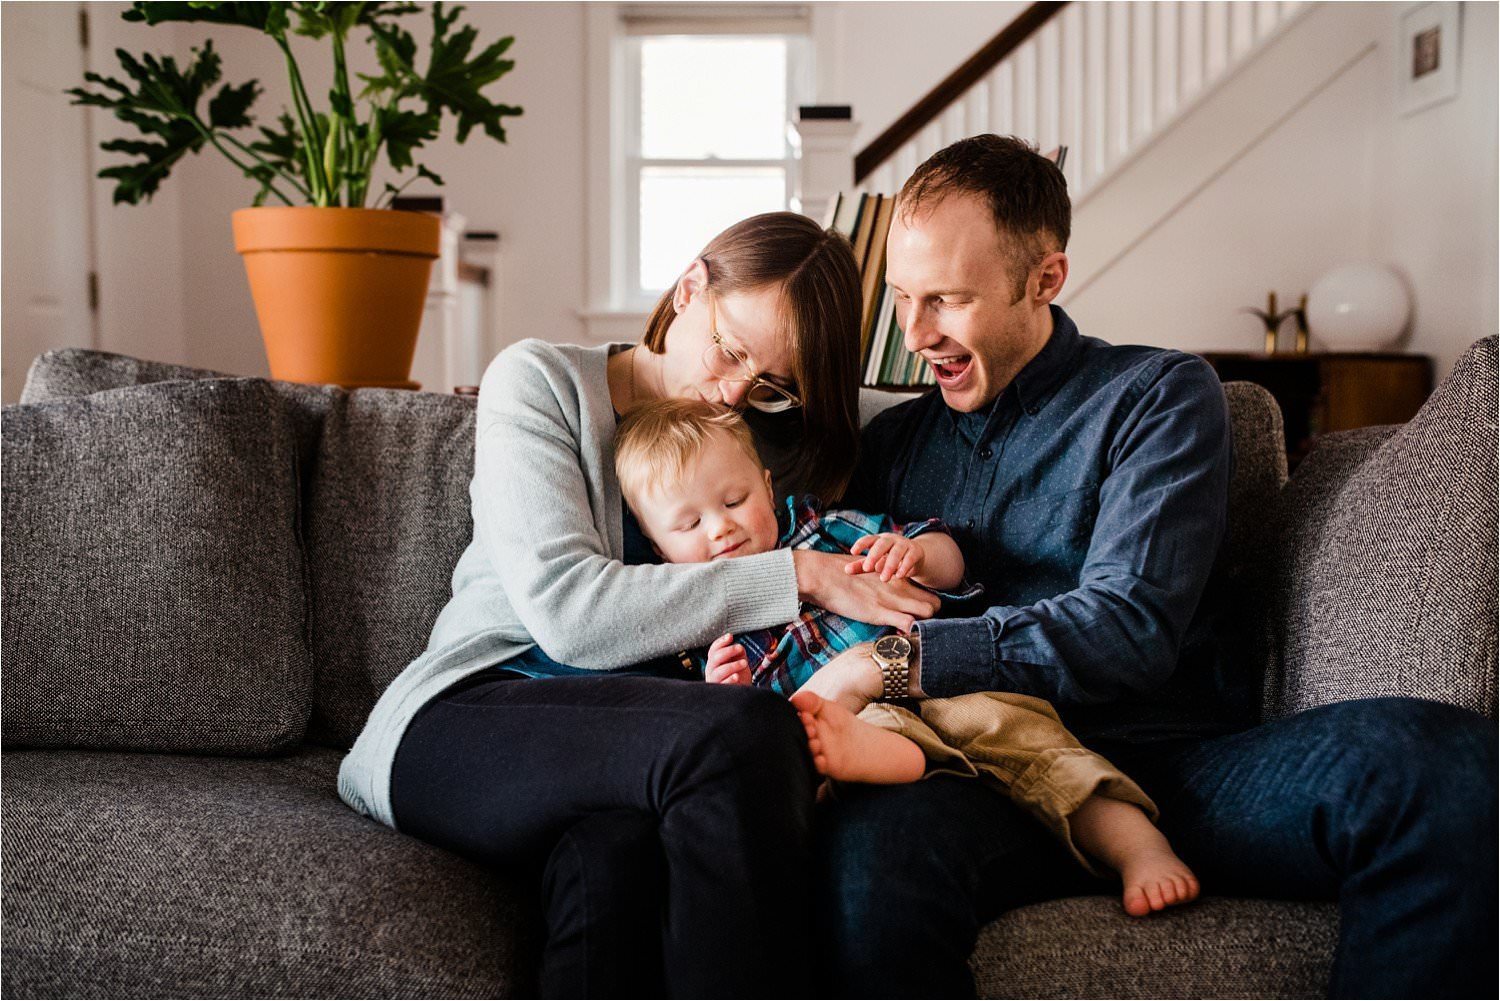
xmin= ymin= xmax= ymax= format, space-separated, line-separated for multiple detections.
xmin=874 ymin=634 xmax=911 ymax=661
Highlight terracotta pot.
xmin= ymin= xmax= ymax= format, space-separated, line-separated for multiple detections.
xmin=232 ymin=207 xmax=441 ymax=389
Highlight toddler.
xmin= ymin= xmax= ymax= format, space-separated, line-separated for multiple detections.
xmin=615 ymin=398 xmax=1199 ymax=916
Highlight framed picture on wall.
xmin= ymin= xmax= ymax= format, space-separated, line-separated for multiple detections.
xmin=1398 ymin=2 xmax=1461 ymax=116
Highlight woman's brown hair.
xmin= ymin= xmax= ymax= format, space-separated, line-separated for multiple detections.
xmin=640 ymin=211 xmax=862 ymax=502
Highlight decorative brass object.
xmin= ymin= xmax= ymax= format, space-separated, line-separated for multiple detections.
xmin=1242 ymin=291 xmax=1298 ymax=354
xmin=1293 ymin=294 xmax=1310 ymax=354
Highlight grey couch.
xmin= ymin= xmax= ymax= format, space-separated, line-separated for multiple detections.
xmin=3 ymin=338 xmax=1494 ymax=999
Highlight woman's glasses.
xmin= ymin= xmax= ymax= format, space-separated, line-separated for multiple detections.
xmin=701 ymin=296 xmax=804 ymax=413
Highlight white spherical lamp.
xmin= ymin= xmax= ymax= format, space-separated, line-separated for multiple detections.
xmin=1306 ymin=264 xmax=1411 ymax=351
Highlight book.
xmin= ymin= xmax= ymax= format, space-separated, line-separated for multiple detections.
xmin=849 ymin=194 xmax=881 ymax=278
xmin=821 ymin=192 xmax=842 ymax=230
xmin=831 ymin=191 xmax=864 ymax=242
xmin=864 ymin=282 xmax=896 ymax=385
xmin=857 ymin=196 xmax=897 ymax=359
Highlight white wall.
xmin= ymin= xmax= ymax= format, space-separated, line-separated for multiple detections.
xmin=1371 ymin=2 xmax=1499 ymax=379
xmin=9 ymin=2 xmax=1495 ymax=387
xmin=811 ymin=2 xmax=1026 ymax=151
xmin=162 ymin=3 xmax=589 ymax=377
xmin=64 ymin=2 xmax=1015 ymax=375
xmin=1062 ymin=1 xmax=1497 ymax=383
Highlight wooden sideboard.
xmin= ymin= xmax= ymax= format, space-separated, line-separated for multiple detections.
xmin=1200 ymin=352 xmax=1433 ymax=468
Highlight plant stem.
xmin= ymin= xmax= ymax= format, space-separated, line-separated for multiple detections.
xmin=276 ymin=35 xmax=326 ymax=205
xmin=376 ymin=170 xmax=422 ymax=210
xmin=332 ymin=30 xmax=355 ymax=206
xmin=195 ymin=122 xmax=296 ymax=205
xmin=221 ymin=133 xmax=311 ymax=199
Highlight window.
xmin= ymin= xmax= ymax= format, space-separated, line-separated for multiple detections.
xmin=590 ymin=5 xmax=812 ymax=316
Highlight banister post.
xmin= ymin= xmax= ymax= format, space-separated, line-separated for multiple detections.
xmin=791 ymin=106 xmax=859 ymax=224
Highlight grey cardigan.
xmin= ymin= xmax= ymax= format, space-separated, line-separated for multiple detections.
xmin=338 ymin=339 xmax=801 ymax=828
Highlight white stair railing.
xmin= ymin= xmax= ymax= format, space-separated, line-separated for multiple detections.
xmin=853 ymin=1 xmax=1311 ymax=203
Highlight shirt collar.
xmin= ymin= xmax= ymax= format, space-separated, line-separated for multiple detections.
xmin=1012 ymin=304 xmax=1082 ymax=415
xmin=940 ymin=304 xmax=1083 ymax=433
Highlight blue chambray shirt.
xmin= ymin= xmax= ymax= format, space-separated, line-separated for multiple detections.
xmin=843 ymin=305 xmax=1241 ymax=743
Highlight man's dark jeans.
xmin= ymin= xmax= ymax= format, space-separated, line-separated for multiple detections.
xmin=815 ymin=697 xmax=1497 ymax=998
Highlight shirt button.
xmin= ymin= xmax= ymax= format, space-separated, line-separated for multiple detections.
xmin=807 ymin=640 xmax=822 ymax=654
xmin=964 ymin=519 xmax=975 ymax=530
xmin=978 ymin=446 xmax=993 ymax=460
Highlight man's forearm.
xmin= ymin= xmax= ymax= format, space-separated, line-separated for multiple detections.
xmin=912 ymin=580 xmax=1188 ymax=706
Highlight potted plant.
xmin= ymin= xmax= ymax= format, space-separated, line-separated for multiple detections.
xmin=69 ymin=1 xmax=522 ymax=388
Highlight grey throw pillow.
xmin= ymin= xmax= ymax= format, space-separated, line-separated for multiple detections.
xmin=2 ymin=379 xmax=313 ymax=754
xmin=19 ymin=347 xmax=231 ymax=403
xmin=1265 ymin=336 xmax=1498 ymax=719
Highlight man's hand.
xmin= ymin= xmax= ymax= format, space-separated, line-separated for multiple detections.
xmin=795 ymin=643 xmax=883 ymax=714
xmin=793 ymin=550 xmax=940 ymax=632
xmin=846 ymin=532 xmax=925 ymax=582
xmin=704 ymin=633 xmax=751 ymax=686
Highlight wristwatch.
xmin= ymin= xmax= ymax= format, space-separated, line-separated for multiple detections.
xmin=872 ymin=632 xmax=918 ymax=700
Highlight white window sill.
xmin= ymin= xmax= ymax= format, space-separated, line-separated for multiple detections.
xmin=577 ymin=307 xmax=652 ymax=345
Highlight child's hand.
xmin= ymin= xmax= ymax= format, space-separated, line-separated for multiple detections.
xmin=845 ymin=533 xmax=925 ymax=582
xmin=705 ymin=633 xmax=751 ymax=686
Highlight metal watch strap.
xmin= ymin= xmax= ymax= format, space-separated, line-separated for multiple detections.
xmin=880 ymin=655 xmax=910 ymax=700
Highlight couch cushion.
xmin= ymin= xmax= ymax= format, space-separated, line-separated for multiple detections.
xmin=20 ymin=347 xmax=232 ymax=402
xmin=307 ymin=389 xmax=477 ymax=747
xmin=0 ymin=748 xmax=539 ymax=998
xmin=1 ymin=380 xmax=312 ymax=754
xmin=971 ymin=895 xmax=1337 ymax=998
xmin=19 ymin=346 xmax=340 ymax=490
xmin=1220 ymin=382 xmax=1288 ymax=579
xmin=1265 ymin=336 xmax=1498 ymax=719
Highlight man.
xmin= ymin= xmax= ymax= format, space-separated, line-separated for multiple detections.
xmin=816 ymin=135 xmax=1496 ymax=997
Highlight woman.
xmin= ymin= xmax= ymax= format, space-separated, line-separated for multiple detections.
xmin=338 ymin=212 xmax=941 ymax=996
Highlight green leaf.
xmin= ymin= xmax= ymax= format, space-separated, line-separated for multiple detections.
xmin=66 ymin=42 xmax=258 ymax=205
xmin=416 ymin=2 xmax=523 ymax=143
xmin=207 ymin=78 xmax=260 ymax=129
xmin=125 ymin=2 xmax=293 ymax=36
xmin=360 ymin=3 xmax=521 ymax=143
xmin=377 ymin=107 xmax=438 ymax=170
xmin=359 ymin=20 xmax=419 ymax=100
xmin=250 ymin=111 xmax=301 ymax=164
xmin=415 ymin=163 xmax=444 ymax=187
xmin=293 ymin=1 xmax=417 ymax=38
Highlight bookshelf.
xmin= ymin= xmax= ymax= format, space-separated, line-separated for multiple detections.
xmin=825 ymin=191 xmax=932 ymax=392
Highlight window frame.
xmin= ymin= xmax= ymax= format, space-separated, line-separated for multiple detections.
xmin=621 ymin=32 xmax=809 ymax=306
xmin=584 ymin=4 xmax=814 ymax=329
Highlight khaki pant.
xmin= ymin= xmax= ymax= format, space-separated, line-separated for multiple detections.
xmin=857 ymin=692 xmax=1157 ymax=876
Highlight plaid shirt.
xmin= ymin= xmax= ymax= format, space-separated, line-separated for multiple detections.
xmin=689 ymin=496 xmax=981 ymax=696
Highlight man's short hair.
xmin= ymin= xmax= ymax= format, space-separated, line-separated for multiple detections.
xmin=615 ymin=398 xmax=764 ymax=511
xmin=897 ymin=134 xmax=1071 ymax=301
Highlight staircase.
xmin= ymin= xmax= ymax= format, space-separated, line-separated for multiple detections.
xmin=855 ymin=1 xmax=1312 ymax=206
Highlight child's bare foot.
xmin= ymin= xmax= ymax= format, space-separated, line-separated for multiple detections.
xmin=1070 ymin=794 xmax=1201 ymax=917
xmin=790 ymin=690 xmax=926 ymax=785
xmin=1117 ymin=841 xmax=1200 ymax=917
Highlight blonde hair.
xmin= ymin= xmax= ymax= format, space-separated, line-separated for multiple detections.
xmin=615 ymin=399 xmax=764 ymax=512
xmin=640 ymin=211 xmax=861 ymax=503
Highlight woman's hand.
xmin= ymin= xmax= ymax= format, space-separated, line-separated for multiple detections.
xmin=794 ymin=550 xmax=940 ymax=632
xmin=845 ymin=533 xmax=924 ymax=582
xmin=704 ymin=633 xmax=751 ymax=686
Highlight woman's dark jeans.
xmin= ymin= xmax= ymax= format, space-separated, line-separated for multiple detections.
xmin=390 ymin=666 xmax=816 ymax=998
